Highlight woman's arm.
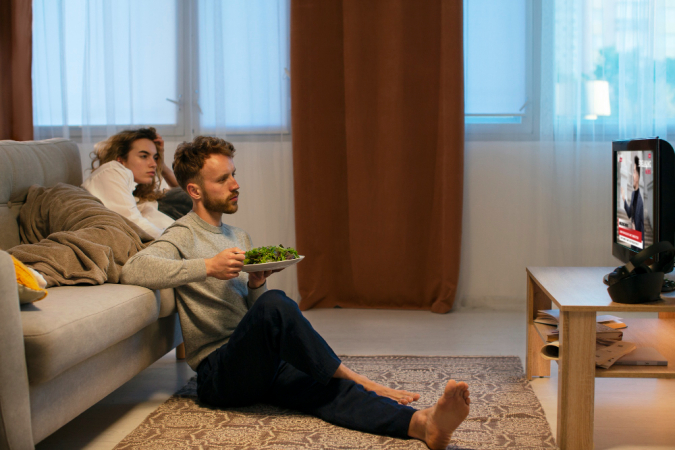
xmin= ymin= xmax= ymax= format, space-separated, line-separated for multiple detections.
xmin=154 ymin=134 xmax=179 ymax=188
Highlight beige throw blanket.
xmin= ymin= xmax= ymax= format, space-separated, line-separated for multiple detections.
xmin=9 ymin=183 xmax=153 ymax=286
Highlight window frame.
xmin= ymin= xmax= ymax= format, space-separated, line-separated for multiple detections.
xmin=31 ymin=1 xmax=188 ymax=142
xmin=464 ymin=0 xmax=540 ymax=142
xmin=31 ymin=0 xmax=294 ymax=142
xmin=539 ymin=0 xmax=675 ymax=143
xmin=185 ymin=0 xmax=291 ymax=137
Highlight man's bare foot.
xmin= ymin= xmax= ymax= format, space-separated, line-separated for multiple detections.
xmin=408 ymin=379 xmax=470 ymax=450
xmin=333 ymin=363 xmax=421 ymax=405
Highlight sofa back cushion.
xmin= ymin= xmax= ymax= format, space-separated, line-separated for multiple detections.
xmin=0 ymin=139 xmax=82 ymax=250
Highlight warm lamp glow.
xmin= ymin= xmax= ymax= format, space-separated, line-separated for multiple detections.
xmin=555 ymin=80 xmax=612 ymax=120
xmin=582 ymin=80 xmax=611 ymax=120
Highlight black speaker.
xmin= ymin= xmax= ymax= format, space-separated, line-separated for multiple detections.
xmin=606 ymin=241 xmax=675 ymax=304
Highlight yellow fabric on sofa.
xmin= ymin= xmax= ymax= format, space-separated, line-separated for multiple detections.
xmin=12 ymin=255 xmax=48 ymax=303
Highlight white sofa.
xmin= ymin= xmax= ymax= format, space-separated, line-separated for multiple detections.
xmin=0 ymin=138 xmax=182 ymax=449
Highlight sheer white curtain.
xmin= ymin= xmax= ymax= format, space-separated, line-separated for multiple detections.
xmin=32 ymin=0 xmax=180 ymax=173
xmin=194 ymin=0 xmax=290 ymax=134
xmin=32 ymin=0 xmax=298 ymax=298
xmin=534 ymin=0 xmax=674 ymax=268
xmin=542 ymin=0 xmax=673 ymax=141
xmin=459 ymin=0 xmax=675 ymax=309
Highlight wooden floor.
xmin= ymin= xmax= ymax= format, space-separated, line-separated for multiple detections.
xmin=36 ymin=309 xmax=675 ymax=450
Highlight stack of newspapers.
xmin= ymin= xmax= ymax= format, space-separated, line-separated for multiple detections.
xmin=534 ymin=309 xmax=626 ymax=345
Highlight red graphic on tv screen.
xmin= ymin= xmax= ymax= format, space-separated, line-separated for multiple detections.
xmin=618 ymin=227 xmax=642 ymax=244
xmin=648 ymin=153 xmax=652 ymax=158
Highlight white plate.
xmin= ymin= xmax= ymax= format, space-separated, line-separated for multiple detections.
xmin=242 ymin=255 xmax=305 ymax=273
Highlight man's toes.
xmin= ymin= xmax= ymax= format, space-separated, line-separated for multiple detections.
xmin=453 ymin=386 xmax=465 ymax=399
xmin=445 ymin=379 xmax=458 ymax=392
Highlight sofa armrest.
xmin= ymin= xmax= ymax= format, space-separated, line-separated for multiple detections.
xmin=0 ymin=251 xmax=34 ymax=450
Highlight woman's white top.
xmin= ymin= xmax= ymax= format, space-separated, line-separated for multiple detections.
xmin=82 ymin=161 xmax=174 ymax=239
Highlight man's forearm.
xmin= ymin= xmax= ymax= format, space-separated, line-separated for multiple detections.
xmin=122 ymin=252 xmax=206 ymax=290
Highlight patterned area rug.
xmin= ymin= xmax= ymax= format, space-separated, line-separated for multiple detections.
xmin=114 ymin=356 xmax=556 ymax=449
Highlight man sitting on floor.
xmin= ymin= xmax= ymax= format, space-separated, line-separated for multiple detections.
xmin=120 ymin=136 xmax=470 ymax=449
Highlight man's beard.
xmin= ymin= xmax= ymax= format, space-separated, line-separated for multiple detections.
xmin=203 ymin=188 xmax=239 ymax=214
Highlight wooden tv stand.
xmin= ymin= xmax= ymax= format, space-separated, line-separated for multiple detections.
xmin=526 ymin=267 xmax=675 ymax=450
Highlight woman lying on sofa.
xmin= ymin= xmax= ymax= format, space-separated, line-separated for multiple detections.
xmin=83 ymin=127 xmax=177 ymax=239
xmin=14 ymin=128 xmax=193 ymax=291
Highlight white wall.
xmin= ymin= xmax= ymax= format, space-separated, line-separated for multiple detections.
xmin=457 ymin=140 xmax=619 ymax=310
xmin=76 ymin=137 xmax=618 ymax=311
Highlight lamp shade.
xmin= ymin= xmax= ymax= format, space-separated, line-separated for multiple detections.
xmin=582 ymin=80 xmax=611 ymax=120
xmin=555 ymin=80 xmax=612 ymax=120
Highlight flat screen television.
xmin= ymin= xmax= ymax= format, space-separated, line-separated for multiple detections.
xmin=612 ymin=138 xmax=675 ymax=281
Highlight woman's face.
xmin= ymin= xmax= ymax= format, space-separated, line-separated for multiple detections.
xmin=118 ymin=138 xmax=159 ymax=185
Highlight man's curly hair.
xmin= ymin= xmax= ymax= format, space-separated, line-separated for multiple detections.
xmin=173 ymin=136 xmax=236 ymax=190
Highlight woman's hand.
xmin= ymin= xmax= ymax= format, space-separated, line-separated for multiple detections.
xmin=154 ymin=134 xmax=165 ymax=160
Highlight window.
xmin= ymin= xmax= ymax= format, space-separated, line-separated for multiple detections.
xmin=463 ymin=0 xmax=537 ymax=140
xmin=196 ymin=0 xmax=290 ymax=134
xmin=551 ymin=0 xmax=675 ymax=140
xmin=581 ymin=0 xmax=675 ymax=137
xmin=32 ymin=0 xmax=290 ymax=139
xmin=668 ymin=3 xmax=675 ymax=125
xmin=32 ymin=0 xmax=181 ymax=137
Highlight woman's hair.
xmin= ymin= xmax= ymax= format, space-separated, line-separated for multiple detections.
xmin=173 ymin=136 xmax=236 ymax=190
xmin=91 ymin=127 xmax=164 ymax=202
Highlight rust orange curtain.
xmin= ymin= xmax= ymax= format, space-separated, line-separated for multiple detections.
xmin=291 ymin=0 xmax=464 ymax=312
xmin=0 ymin=0 xmax=33 ymax=141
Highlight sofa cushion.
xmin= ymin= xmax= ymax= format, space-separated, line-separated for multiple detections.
xmin=21 ymin=283 xmax=159 ymax=384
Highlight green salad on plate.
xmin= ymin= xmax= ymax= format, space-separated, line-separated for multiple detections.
xmin=244 ymin=245 xmax=299 ymax=265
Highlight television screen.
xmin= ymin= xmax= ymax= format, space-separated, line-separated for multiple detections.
xmin=615 ymin=150 xmax=654 ymax=251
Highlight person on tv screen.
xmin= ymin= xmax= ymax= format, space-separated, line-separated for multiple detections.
xmin=621 ymin=155 xmax=645 ymax=238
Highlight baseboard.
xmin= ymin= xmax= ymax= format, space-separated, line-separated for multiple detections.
xmin=455 ymin=296 xmax=526 ymax=311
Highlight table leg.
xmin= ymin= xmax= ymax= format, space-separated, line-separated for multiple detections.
xmin=556 ymin=310 xmax=595 ymax=450
xmin=526 ymin=274 xmax=551 ymax=379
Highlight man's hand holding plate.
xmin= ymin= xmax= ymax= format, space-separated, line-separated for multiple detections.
xmin=248 ymin=268 xmax=284 ymax=289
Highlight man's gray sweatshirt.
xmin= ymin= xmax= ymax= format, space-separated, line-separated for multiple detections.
xmin=121 ymin=211 xmax=268 ymax=370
